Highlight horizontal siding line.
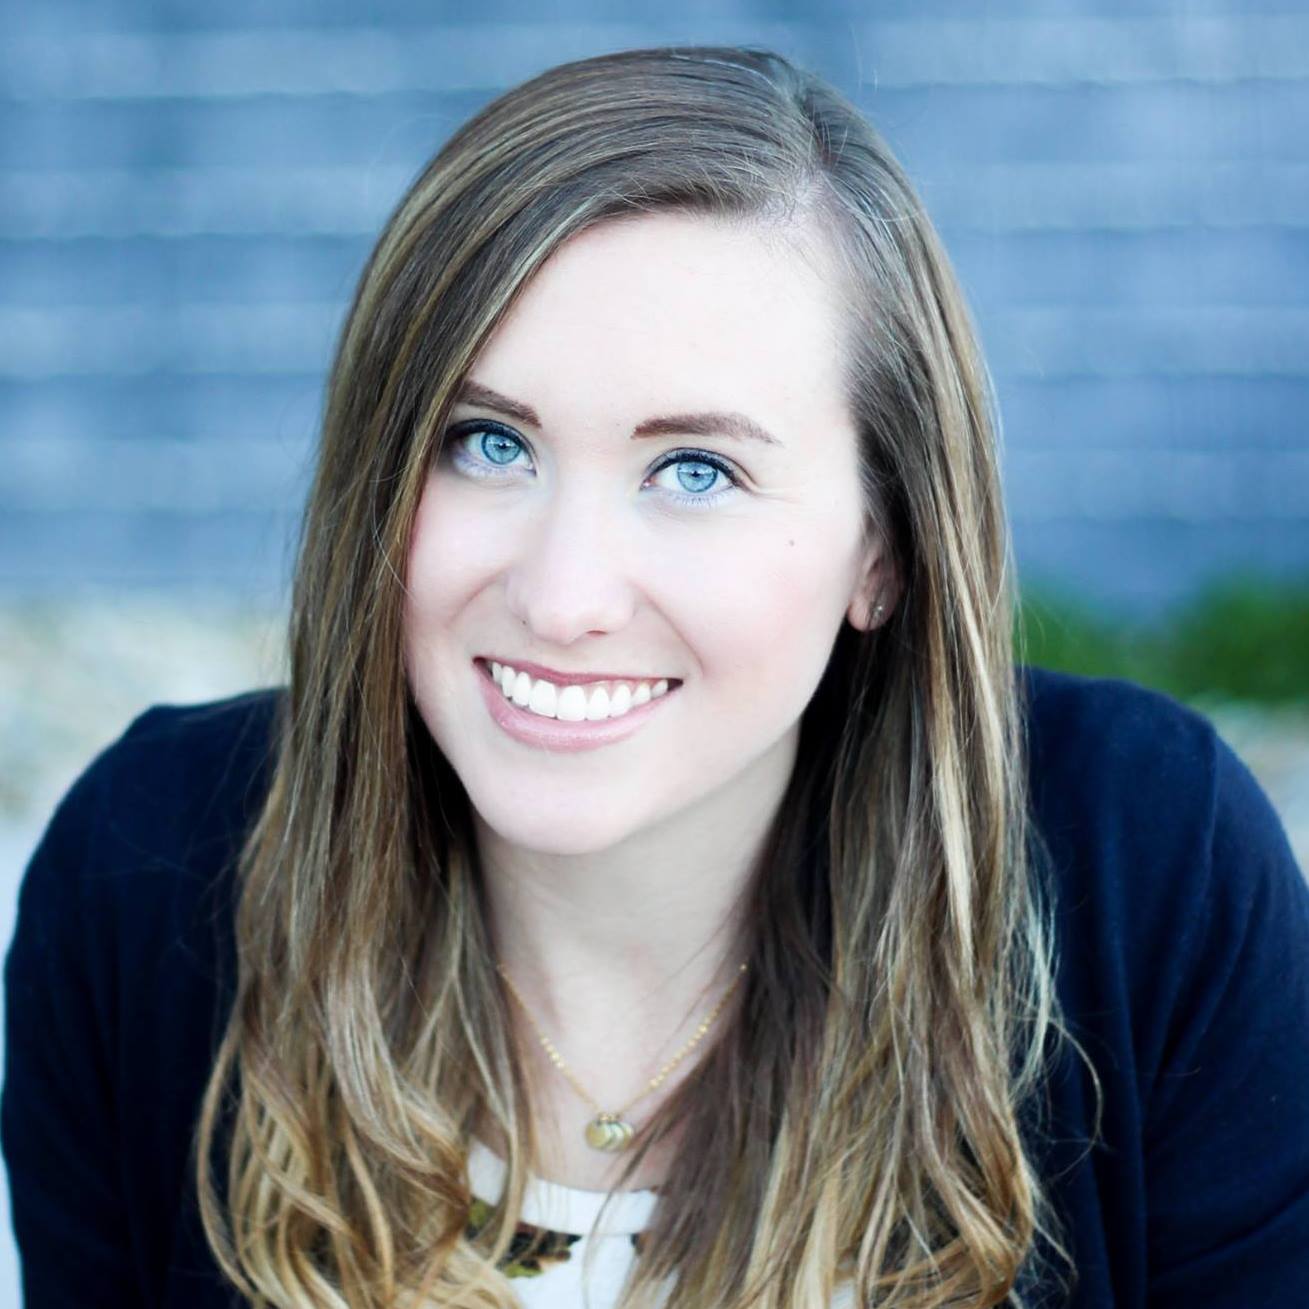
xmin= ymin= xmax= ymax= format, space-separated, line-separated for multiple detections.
xmin=0 ymin=435 xmax=310 ymax=513
xmin=1 ymin=363 xmax=1307 ymax=384
xmin=3 ymin=439 xmax=1305 ymax=520
xmin=4 ymin=73 xmax=1307 ymax=104
xmin=1007 ymin=450 xmax=1309 ymax=522
xmin=0 ymin=166 xmax=412 ymax=240
xmin=982 ymin=306 xmax=1309 ymax=379
xmin=7 ymin=222 xmax=1309 ymax=246
xmin=0 ymin=303 xmax=341 ymax=377
xmin=3 ymin=19 xmax=1309 ymax=101
xmin=4 ymin=367 xmax=1307 ymax=384
xmin=2 ymin=164 xmax=1307 ymax=239
xmin=4 ymin=304 xmax=1308 ymax=381
xmin=847 ymin=16 xmax=1309 ymax=88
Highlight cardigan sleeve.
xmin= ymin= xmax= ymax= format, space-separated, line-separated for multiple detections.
xmin=1 ymin=739 xmax=143 ymax=1307
xmin=1141 ymin=728 xmax=1309 ymax=1306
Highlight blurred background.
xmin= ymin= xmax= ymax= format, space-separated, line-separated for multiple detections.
xmin=1 ymin=0 xmax=1307 ymax=1298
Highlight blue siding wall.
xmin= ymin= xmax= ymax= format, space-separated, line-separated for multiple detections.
xmin=3 ymin=1 xmax=1306 ymax=613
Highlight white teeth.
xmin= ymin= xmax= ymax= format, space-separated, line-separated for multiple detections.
xmin=484 ymin=661 xmax=675 ymax=722
xmin=585 ymin=686 xmax=611 ymax=721
xmin=527 ymin=679 xmax=557 ymax=717
xmin=556 ymin=685 xmax=589 ymax=722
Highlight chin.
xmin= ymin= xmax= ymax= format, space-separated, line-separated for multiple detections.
xmin=470 ymin=798 xmax=649 ymax=858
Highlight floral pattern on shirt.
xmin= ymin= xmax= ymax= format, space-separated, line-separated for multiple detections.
xmin=466 ymin=1197 xmax=585 ymax=1278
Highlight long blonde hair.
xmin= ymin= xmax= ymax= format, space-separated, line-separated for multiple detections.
xmin=194 ymin=45 xmax=1100 ymax=1308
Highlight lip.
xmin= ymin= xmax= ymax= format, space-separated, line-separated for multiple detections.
xmin=476 ymin=655 xmax=681 ymax=689
xmin=473 ymin=658 xmax=679 ymax=753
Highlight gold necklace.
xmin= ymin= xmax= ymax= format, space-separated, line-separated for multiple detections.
xmin=495 ymin=960 xmax=748 ymax=1153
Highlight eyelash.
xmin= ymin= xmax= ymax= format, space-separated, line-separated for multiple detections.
xmin=437 ymin=421 xmax=745 ymax=511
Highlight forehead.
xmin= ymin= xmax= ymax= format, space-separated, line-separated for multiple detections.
xmin=466 ymin=212 xmax=851 ymax=433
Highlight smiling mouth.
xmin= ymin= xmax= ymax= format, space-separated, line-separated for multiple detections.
xmin=475 ymin=657 xmax=680 ymax=723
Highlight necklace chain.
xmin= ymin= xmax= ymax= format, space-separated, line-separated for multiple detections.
xmin=495 ymin=960 xmax=748 ymax=1141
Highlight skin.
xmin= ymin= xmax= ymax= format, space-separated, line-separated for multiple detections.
xmin=403 ymin=210 xmax=898 ymax=1190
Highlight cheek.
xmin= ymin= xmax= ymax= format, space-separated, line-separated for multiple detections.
xmin=405 ymin=483 xmax=491 ymax=625
xmin=676 ymin=524 xmax=857 ymax=692
xmin=402 ymin=488 xmax=483 ymax=704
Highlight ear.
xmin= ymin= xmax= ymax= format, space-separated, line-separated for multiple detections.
xmin=846 ymin=532 xmax=901 ymax=632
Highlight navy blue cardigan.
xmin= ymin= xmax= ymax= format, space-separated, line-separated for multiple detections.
xmin=3 ymin=667 xmax=1308 ymax=1307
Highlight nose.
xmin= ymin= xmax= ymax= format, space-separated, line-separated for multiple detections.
xmin=503 ymin=483 xmax=637 ymax=645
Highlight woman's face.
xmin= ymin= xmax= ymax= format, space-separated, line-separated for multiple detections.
xmin=404 ymin=211 xmax=891 ymax=856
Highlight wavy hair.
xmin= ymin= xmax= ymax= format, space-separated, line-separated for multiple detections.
xmin=194 ymin=44 xmax=1101 ymax=1308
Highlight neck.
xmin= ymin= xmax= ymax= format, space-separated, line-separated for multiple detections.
xmin=468 ymin=732 xmax=799 ymax=1189
xmin=476 ymin=785 xmax=767 ymax=1031
xmin=474 ymin=728 xmax=797 ymax=1072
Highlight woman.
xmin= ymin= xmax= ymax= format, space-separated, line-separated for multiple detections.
xmin=4 ymin=45 xmax=1307 ymax=1309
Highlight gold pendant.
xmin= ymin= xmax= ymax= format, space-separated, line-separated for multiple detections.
xmin=584 ymin=1112 xmax=635 ymax=1152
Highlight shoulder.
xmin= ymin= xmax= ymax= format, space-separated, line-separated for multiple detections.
xmin=1018 ymin=658 xmax=1301 ymax=865
xmin=8 ymin=685 xmax=285 ymax=1091
xmin=88 ymin=685 xmax=283 ymax=818
xmin=1016 ymin=660 xmax=1298 ymax=920
xmin=66 ymin=685 xmax=280 ymax=847
xmin=13 ymin=687 xmax=283 ymax=958
xmin=1018 ymin=662 xmax=1221 ymax=809
xmin=1015 ymin=663 xmax=1275 ymax=883
xmin=108 ymin=685 xmax=282 ymax=839
xmin=3 ymin=689 xmax=285 ymax=1291
xmin=1017 ymin=664 xmax=1307 ymax=1091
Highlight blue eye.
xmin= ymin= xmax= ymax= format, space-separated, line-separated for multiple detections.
xmin=445 ymin=425 xmax=530 ymax=472
xmin=439 ymin=422 xmax=743 ymax=511
xmin=647 ymin=452 xmax=741 ymax=510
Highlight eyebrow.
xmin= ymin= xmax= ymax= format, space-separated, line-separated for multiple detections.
xmin=453 ymin=379 xmax=784 ymax=448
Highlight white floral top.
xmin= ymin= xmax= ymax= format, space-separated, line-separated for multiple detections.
xmin=466 ymin=1141 xmax=856 ymax=1307
xmin=467 ymin=1139 xmax=661 ymax=1305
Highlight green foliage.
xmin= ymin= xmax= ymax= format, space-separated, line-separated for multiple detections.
xmin=1015 ymin=573 xmax=1309 ymax=706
